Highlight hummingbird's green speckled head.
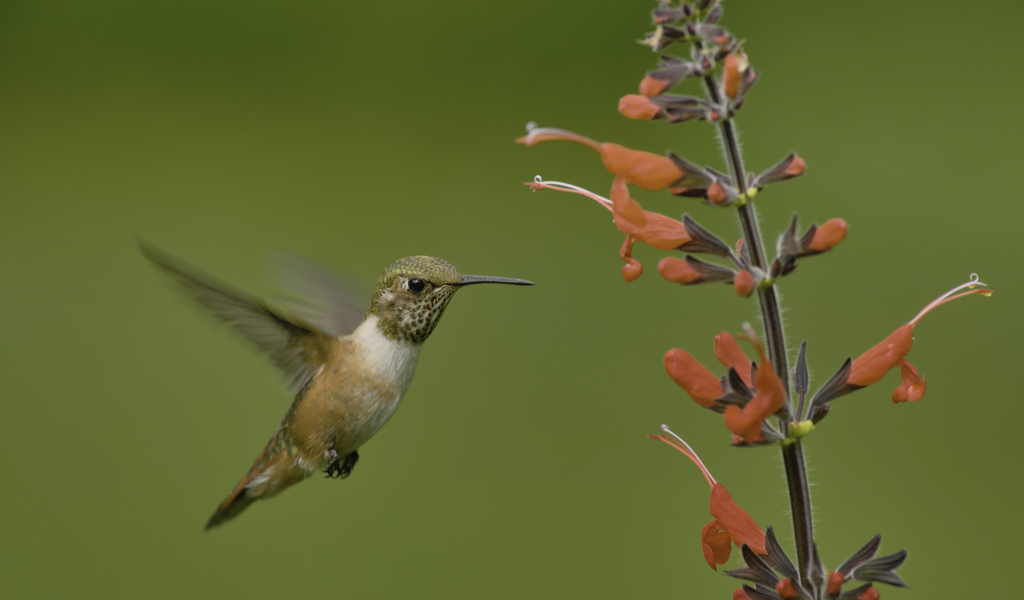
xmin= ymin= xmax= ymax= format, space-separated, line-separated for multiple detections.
xmin=370 ymin=256 xmax=532 ymax=343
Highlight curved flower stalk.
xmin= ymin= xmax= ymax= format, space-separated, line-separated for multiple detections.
xmin=518 ymin=0 xmax=994 ymax=597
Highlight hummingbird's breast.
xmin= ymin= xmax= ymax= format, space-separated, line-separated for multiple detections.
xmin=292 ymin=315 xmax=422 ymax=464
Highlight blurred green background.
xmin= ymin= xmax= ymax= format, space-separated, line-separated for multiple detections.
xmin=1 ymin=0 xmax=1020 ymax=597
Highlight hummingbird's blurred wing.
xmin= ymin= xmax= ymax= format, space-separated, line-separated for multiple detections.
xmin=139 ymin=242 xmax=336 ymax=395
xmin=266 ymin=251 xmax=365 ymax=340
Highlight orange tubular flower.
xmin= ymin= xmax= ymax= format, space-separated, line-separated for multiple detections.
xmin=858 ymin=587 xmax=880 ymax=600
xmin=847 ymin=275 xmax=992 ymax=402
xmin=517 ymin=125 xmax=683 ymax=190
xmin=664 ymin=349 xmax=723 ymax=407
xmin=732 ymin=590 xmax=754 ymax=600
xmin=649 ymin=426 xmax=766 ymax=570
xmin=723 ymin=334 xmax=787 ymax=443
xmin=618 ymin=94 xmax=663 ymax=120
xmin=526 ymin=176 xmax=691 ymax=281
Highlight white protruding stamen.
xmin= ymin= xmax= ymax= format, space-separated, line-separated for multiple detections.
xmin=660 ymin=424 xmax=716 ymax=485
xmin=530 ymin=177 xmax=612 ymax=206
xmin=909 ymin=274 xmax=988 ymax=326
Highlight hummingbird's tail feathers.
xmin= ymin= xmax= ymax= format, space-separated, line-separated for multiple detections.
xmin=204 ymin=445 xmax=308 ymax=530
xmin=205 ymin=482 xmax=257 ymax=530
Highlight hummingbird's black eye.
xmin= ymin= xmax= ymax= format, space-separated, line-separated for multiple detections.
xmin=408 ymin=278 xmax=426 ymax=293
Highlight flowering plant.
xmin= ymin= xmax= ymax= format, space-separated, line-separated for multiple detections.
xmin=519 ymin=2 xmax=991 ymax=598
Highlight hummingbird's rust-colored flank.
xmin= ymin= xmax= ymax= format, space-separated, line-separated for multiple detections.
xmin=139 ymin=243 xmax=532 ymax=529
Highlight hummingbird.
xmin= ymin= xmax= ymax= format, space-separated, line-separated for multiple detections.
xmin=140 ymin=243 xmax=533 ymax=529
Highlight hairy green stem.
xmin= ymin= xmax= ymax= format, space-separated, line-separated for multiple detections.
xmin=701 ymin=70 xmax=817 ymax=594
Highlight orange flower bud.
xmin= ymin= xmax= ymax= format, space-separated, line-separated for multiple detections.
xmin=640 ymin=75 xmax=670 ymax=97
xmin=733 ymin=590 xmax=754 ymax=600
xmin=827 ymin=572 xmax=845 ymax=596
xmin=638 ymin=75 xmax=671 ymax=96
xmin=664 ymin=349 xmax=723 ymax=407
xmin=516 ymin=126 xmax=683 ymax=190
xmin=707 ymin=181 xmax=729 ymax=203
xmin=734 ymin=269 xmax=756 ymax=297
xmin=658 ymin=257 xmax=702 ymax=284
xmin=784 ymin=156 xmax=806 ymax=177
xmin=618 ymin=94 xmax=662 ymax=120
xmin=775 ymin=578 xmax=799 ymax=599
xmin=701 ymin=519 xmax=732 ymax=570
xmin=714 ymin=332 xmax=752 ymax=387
xmin=857 ymin=587 xmax=880 ymax=600
xmin=891 ymin=359 xmax=925 ymax=403
xmin=723 ymin=52 xmax=748 ymax=99
xmin=808 ymin=218 xmax=848 ymax=252
xmin=638 ymin=75 xmax=671 ymax=97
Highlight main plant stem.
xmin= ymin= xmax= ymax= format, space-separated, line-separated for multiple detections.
xmin=703 ymin=72 xmax=819 ymax=595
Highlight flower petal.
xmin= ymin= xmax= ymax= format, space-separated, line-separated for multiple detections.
xmin=610 ymin=177 xmax=691 ymax=250
xmin=702 ymin=519 xmax=733 ymax=570
xmin=723 ymin=335 xmax=787 ymax=444
xmin=891 ymin=359 xmax=925 ymax=403
xmin=710 ymin=483 xmax=766 ymax=554
xmin=599 ymin=143 xmax=683 ymax=190
xmin=619 ymin=235 xmax=642 ymax=282
xmin=610 ymin=175 xmax=646 ymax=227
xmin=847 ymin=324 xmax=913 ymax=387
xmin=715 ymin=332 xmax=753 ymax=387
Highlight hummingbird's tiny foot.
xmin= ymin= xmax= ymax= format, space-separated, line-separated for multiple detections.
xmin=339 ymin=451 xmax=359 ymax=479
xmin=324 ymin=448 xmax=342 ymax=479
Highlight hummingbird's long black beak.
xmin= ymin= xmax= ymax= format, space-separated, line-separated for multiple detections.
xmin=457 ymin=275 xmax=534 ymax=286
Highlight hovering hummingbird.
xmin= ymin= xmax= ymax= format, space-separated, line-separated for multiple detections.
xmin=140 ymin=243 xmax=533 ymax=529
